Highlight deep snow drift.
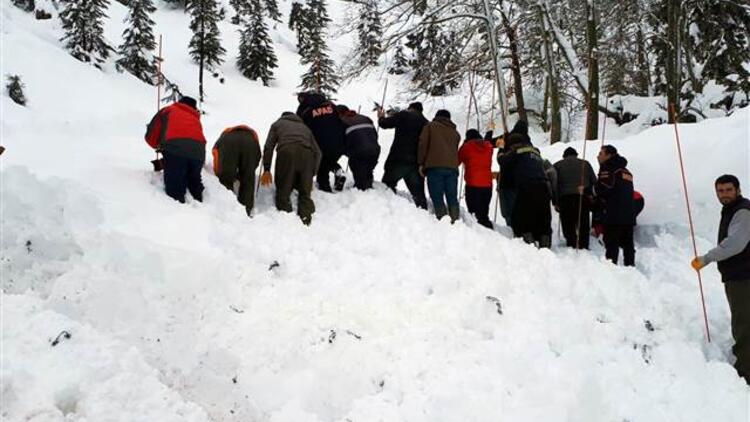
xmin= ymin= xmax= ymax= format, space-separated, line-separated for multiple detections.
xmin=2 ymin=1 xmax=750 ymax=421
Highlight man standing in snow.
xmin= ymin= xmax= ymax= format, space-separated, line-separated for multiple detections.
xmin=260 ymin=112 xmax=322 ymax=225
xmin=336 ymin=105 xmax=380 ymax=190
xmin=296 ymin=92 xmax=346 ymax=192
xmin=692 ymin=174 xmax=750 ymax=383
xmin=497 ymin=128 xmax=553 ymax=248
xmin=458 ymin=129 xmax=495 ymax=229
xmin=418 ymin=109 xmax=461 ymax=222
xmin=378 ymin=102 xmax=429 ymax=209
xmin=554 ymin=147 xmax=597 ymax=249
xmin=144 ymin=96 xmax=206 ymax=203
xmin=212 ymin=125 xmax=261 ymax=216
xmin=595 ymin=145 xmax=636 ymax=266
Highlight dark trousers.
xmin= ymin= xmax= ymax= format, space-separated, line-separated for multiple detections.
xmin=511 ymin=183 xmax=551 ymax=240
xmin=603 ymin=224 xmax=635 ymax=266
xmin=215 ymin=139 xmax=261 ymax=216
xmin=382 ymin=161 xmax=427 ymax=209
xmin=163 ymin=151 xmax=204 ymax=203
xmin=316 ymin=154 xmax=343 ymax=192
xmin=275 ymin=144 xmax=316 ymax=224
xmin=426 ymin=167 xmax=459 ymax=218
xmin=559 ymin=194 xmax=591 ymax=249
xmin=349 ymin=154 xmax=378 ymax=191
xmin=725 ymin=280 xmax=750 ymax=383
xmin=465 ymin=186 xmax=493 ymax=229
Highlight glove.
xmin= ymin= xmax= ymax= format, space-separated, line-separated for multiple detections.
xmin=691 ymin=257 xmax=706 ymax=271
xmin=260 ymin=171 xmax=273 ymax=186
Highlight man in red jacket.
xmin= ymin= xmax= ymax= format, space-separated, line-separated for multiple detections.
xmin=458 ymin=129 xmax=494 ymax=229
xmin=144 ymin=96 xmax=207 ymax=203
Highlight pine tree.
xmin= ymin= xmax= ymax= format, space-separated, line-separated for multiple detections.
xmin=229 ymin=0 xmax=250 ymax=24
xmin=237 ymin=0 xmax=278 ymax=85
xmin=6 ymin=75 xmax=27 ymax=106
xmin=406 ymin=23 xmax=460 ymax=96
xmin=116 ymin=0 xmax=157 ymax=84
xmin=388 ymin=43 xmax=409 ymax=75
xmin=188 ymin=0 xmax=226 ymax=70
xmin=357 ymin=1 xmax=382 ymax=68
xmin=59 ymin=0 xmax=112 ymax=69
xmin=687 ymin=0 xmax=750 ymax=97
xmin=295 ymin=0 xmax=339 ymax=95
xmin=188 ymin=0 xmax=226 ymax=101
xmin=12 ymin=0 xmax=35 ymax=12
xmin=264 ymin=0 xmax=281 ymax=22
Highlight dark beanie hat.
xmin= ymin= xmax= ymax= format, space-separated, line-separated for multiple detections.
xmin=506 ymin=133 xmax=527 ymax=149
xmin=602 ymin=144 xmax=618 ymax=155
xmin=435 ymin=109 xmax=451 ymax=119
xmin=563 ymin=147 xmax=578 ymax=158
xmin=510 ymin=119 xmax=528 ymax=135
xmin=465 ymin=129 xmax=482 ymax=140
xmin=408 ymin=102 xmax=423 ymax=112
xmin=179 ymin=96 xmax=198 ymax=109
xmin=336 ymin=104 xmax=349 ymax=113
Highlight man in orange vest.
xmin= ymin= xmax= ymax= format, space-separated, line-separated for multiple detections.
xmin=212 ymin=126 xmax=261 ymax=216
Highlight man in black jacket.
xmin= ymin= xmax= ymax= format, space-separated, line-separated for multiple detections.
xmin=297 ymin=92 xmax=346 ymax=192
xmin=378 ymin=102 xmax=428 ymax=209
xmin=692 ymin=174 xmax=750 ymax=383
xmin=554 ymin=147 xmax=597 ymax=249
xmin=337 ymin=105 xmax=380 ymax=190
xmin=498 ymin=132 xmax=552 ymax=248
xmin=594 ymin=145 xmax=636 ymax=266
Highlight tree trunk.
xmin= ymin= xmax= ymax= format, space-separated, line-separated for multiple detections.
xmin=501 ymin=11 xmax=526 ymax=123
xmin=666 ymin=0 xmax=680 ymax=122
xmin=635 ymin=25 xmax=649 ymax=96
xmin=540 ymin=9 xmax=561 ymax=144
xmin=584 ymin=0 xmax=599 ymax=140
xmin=198 ymin=1 xmax=205 ymax=103
xmin=541 ymin=76 xmax=550 ymax=132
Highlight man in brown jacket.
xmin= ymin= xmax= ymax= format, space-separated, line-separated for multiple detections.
xmin=418 ymin=109 xmax=461 ymax=222
xmin=212 ymin=125 xmax=261 ymax=217
xmin=261 ymin=112 xmax=322 ymax=225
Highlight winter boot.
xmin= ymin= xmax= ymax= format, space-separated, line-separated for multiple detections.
xmin=334 ymin=169 xmax=346 ymax=192
xmin=521 ymin=233 xmax=535 ymax=245
xmin=448 ymin=206 xmax=460 ymax=224
xmin=539 ymin=235 xmax=551 ymax=249
xmin=435 ymin=206 xmax=448 ymax=220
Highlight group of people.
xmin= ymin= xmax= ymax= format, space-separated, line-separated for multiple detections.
xmin=142 ymin=93 xmax=642 ymax=265
xmin=143 ymin=94 xmax=749 ymax=385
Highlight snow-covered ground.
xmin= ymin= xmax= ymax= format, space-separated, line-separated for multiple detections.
xmin=2 ymin=1 xmax=749 ymax=421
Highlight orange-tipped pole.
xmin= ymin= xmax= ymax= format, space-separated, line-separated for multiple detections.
xmin=670 ymin=103 xmax=711 ymax=343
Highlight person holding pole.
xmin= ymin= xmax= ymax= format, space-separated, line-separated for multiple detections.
xmin=144 ymin=96 xmax=206 ymax=203
xmin=554 ymin=147 xmax=597 ymax=249
xmin=458 ymin=129 xmax=495 ymax=229
xmin=378 ymin=102 xmax=429 ymax=209
xmin=594 ymin=145 xmax=636 ymax=266
xmin=212 ymin=125 xmax=261 ymax=216
xmin=692 ymin=174 xmax=750 ymax=383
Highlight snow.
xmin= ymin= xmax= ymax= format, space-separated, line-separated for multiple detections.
xmin=2 ymin=1 xmax=750 ymax=421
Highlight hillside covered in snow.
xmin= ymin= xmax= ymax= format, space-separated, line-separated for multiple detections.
xmin=2 ymin=1 xmax=750 ymax=421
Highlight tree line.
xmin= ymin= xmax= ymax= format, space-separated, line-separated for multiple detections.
xmin=30 ymin=0 xmax=341 ymax=101
xmin=342 ymin=0 xmax=750 ymax=142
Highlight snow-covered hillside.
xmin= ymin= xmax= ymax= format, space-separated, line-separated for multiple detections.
xmin=2 ymin=1 xmax=749 ymax=421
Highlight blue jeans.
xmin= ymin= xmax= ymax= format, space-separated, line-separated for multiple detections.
xmin=426 ymin=167 xmax=459 ymax=215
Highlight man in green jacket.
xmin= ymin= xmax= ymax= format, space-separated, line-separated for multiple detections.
xmin=418 ymin=110 xmax=461 ymax=222
xmin=261 ymin=112 xmax=322 ymax=225
xmin=212 ymin=125 xmax=261 ymax=216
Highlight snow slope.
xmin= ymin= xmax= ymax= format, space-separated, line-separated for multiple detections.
xmin=2 ymin=1 xmax=750 ymax=421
